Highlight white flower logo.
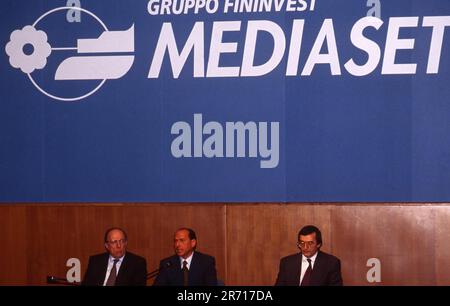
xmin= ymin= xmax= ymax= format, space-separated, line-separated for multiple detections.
xmin=4 ymin=7 xmax=134 ymax=102
xmin=5 ymin=25 xmax=52 ymax=74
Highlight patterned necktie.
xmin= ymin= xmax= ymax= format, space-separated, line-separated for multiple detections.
xmin=105 ymin=259 xmax=120 ymax=286
xmin=300 ymin=259 xmax=312 ymax=286
xmin=182 ymin=260 xmax=189 ymax=286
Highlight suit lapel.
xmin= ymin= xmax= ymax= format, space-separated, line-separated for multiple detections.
xmin=99 ymin=253 xmax=110 ymax=285
xmin=309 ymin=251 xmax=323 ymax=286
xmin=188 ymin=252 xmax=198 ymax=285
xmin=171 ymin=256 xmax=184 ymax=285
xmin=294 ymin=254 xmax=302 ymax=285
xmin=115 ymin=254 xmax=128 ymax=284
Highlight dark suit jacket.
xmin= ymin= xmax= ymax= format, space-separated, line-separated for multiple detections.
xmin=82 ymin=252 xmax=147 ymax=286
xmin=275 ymin=251 xmax=343 ymax=286
xmin=153 ymin=252 xmax=217 ymax=286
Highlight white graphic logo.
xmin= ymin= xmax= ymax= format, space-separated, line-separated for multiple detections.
xmin=5 ymin=7 xmax=134 ymax=102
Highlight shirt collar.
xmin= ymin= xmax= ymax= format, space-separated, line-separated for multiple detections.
xmin=109 ymin=254 xmax=125 ymax=263
xmin=302 ymin=251 xmax=318 ymax=265
xmin=179 ymin=251 xmax=194 ymax=268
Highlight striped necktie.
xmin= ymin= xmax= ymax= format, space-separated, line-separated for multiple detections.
xmin=182 ymin=260 xmax=189 ymax=286
xmin=105 ymin=259 xmax=120 ymax=286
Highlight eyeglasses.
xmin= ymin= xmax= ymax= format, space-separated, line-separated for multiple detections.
xmin=107 ymin=239 xmax=127 ymax=246
xmin=297 ymin=241 xmax=316 ymax=248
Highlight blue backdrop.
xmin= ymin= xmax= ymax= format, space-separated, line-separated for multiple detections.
xmin=1 ymin=0 xmax=450 ymax=202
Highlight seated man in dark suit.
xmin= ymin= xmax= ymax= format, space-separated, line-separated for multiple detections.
xmin=275 ymin=225 xmax=343 ymax=286
xmin=82 ymin=227 xmax=147 ymax=286
xmin=153 ymin=228 xmax=217 ymax=286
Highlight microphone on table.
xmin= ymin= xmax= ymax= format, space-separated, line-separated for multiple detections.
xmin=147 ymin=261 xmax=172 ymax=279
xmin=47 ymin=275 xmax=80 ymax=286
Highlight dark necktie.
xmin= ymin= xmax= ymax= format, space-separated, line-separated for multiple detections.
xmin=300 ymin=259 xmax=312 ymax=286
xmin=105 ymin=259 xmax=120 ymax=286
xmin=182 ymin=260 xmax=189 ymax=286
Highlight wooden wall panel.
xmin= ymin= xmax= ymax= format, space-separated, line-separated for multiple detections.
xmin=25 ymin=205 xmax=128 ymax=285
xmin=435 ymin=206 xmax=450 ymax=285
xmin=332 ymin=205 xmax=437 ymax=285
xmin=0 ymin=204 xmax=226 ymax=285
xmin=0 ymin=206 xmax=27 ymax=285
xmin=1 ymin=203 xmax=450 ymax=286
xmin=132 ymin=204 xmax=227 ymax=285
xmin=226 ymin=204 xmax=332 ymax=285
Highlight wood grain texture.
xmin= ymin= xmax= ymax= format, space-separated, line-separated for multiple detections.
xmin=0 ymin=203 xmax=449 ymax=285
xmin=226 ymin=204 xmax=332 ymax=285
xmin=0 ymin=206 xmax=27 ymax=285
xmin=434 ymin=206 xmax=450 ymax=285
xmin=332 ymin=205 xmax=437 ymax=285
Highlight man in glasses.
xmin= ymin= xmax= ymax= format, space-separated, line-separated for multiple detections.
xmin=275 ymin=225 xmax=343 ymax=286
xmin=82 ymin=227 xmax=147 ymax=286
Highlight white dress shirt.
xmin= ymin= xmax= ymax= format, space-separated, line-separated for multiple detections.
xmin=299 ymin=252 xmax=318 ymax=285
xmin=103 ymin=254 xmax=125 ymax=286
xmin=179 ymin=252 xmax=194 ymax=270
